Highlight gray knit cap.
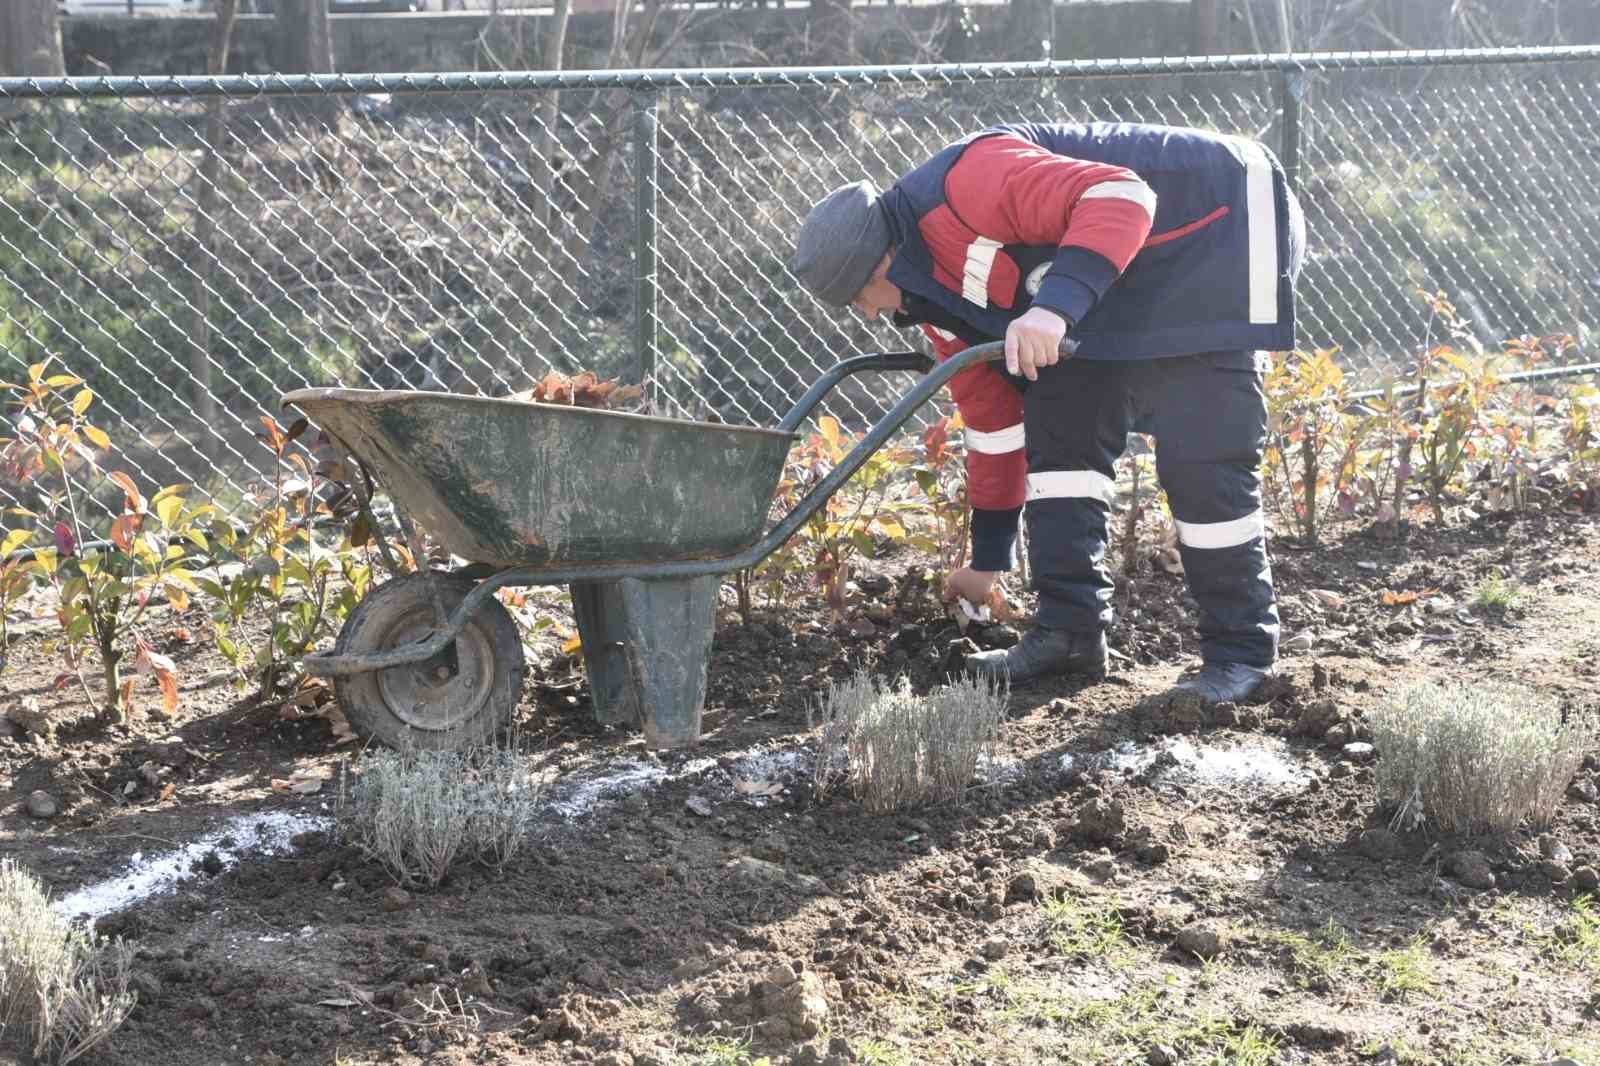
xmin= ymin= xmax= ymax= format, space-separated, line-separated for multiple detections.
xmin=791 ymin=180 xmax=892 ymax=306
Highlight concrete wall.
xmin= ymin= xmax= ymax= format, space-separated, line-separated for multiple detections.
xmin=57 ymin=4 xmax=1203 ymax=77
xmin=57 ymin=1 xmax=1600 ymax=80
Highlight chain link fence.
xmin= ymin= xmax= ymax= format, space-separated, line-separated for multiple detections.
xmin=3 ymin=47 xmax=1598 ymax=526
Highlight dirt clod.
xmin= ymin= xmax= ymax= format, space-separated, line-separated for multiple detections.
xmin=6 ymin=698 xmax=53 ymax=742
xmin=1296 ymin=698 xmax=1346 ymax=738
xmin=749 ymin=970 xmax=829 ymax=1042
xmin=979 ymin=938 xmax=1008 ymax=961
xmin=1174 ymin=920 xmax=1231 ymax=960
xmin=1444 ymin=850 xmax=1496 ymax=890
xmin=575 ymin=959 xmax=609 ymax=992
xmin=1067 ymin=797 xmax=1127 ymax=844
xmin=1357 ymin=828 xmax=1403 ymax=861
xmin=1005 ymin=871 xmax=1038 ymax=902
xmin=973 ymin=625 xmax=1019 ymax=650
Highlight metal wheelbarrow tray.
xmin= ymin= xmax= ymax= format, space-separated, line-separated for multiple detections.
xmin=283 ymin=343 xmax=1009 ymax=752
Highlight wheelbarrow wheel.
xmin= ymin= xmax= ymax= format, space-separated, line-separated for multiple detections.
xmin=332 ymin=572 xmax=524 ymax=751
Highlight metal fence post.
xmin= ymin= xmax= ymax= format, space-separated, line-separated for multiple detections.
xmin=1279 ymin=68 xmax=1305 ymax=189
xmin=633 ymin=89 xmax=660 ymax=398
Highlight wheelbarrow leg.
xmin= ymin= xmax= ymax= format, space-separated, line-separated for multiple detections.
xmin=570 ymin=576 xmax=719 ymax=748
xmin=571 ymin=581 xmax=640 ymax=727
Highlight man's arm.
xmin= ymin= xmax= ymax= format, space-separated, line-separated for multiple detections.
xmin=946 ymin=132 xmax=1157 ymax=379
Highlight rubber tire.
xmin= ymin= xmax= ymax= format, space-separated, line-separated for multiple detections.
xmin=332 ymin=573 xmax=524 ymax=751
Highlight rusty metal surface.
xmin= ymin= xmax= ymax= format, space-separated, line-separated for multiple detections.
xmin=283 ymin=388 xmax=795 ymax=568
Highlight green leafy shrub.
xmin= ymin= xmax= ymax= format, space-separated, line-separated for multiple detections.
xmin=1264 ymin=347 xmax=1376 ymax=543
xmin=2 ymin=360 xmax=201 ymax=721
xmin=198 ymin=416 xmax=371 ymax=700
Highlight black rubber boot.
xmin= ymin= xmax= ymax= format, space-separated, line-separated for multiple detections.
xmin=964 ymin=626 xmax=1108 ymax=685
xmin=1167 ymin=661 xmax=1272 ymax=705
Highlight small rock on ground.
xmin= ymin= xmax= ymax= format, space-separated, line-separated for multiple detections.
xmin=25 ymin=790 xmax=58 ymax=819
xmin=730 ymin=856 xmax=825 ymax=895
xmin=1571 ymin=866 xmax=1599 ymax=893
xmin=1539 ymin=834 xmax=1575 ymax=865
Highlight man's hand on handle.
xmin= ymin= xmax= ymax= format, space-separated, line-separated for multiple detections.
xmin=1004 ymin=306 xmax=1070 ymax=381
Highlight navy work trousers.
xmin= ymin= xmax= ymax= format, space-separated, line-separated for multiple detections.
xmin=1021 ymin=350 xmax=1278 ymax=668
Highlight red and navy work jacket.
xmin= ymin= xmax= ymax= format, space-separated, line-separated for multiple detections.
xmin=880 ymin=122 xmax=1297 ymax=546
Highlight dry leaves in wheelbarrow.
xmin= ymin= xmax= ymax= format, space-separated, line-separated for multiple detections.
xmin=509 ymin=371 xmax=647 ymax=412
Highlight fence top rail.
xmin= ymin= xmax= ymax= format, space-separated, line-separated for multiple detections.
xmin=3 ymin=44 xmax=1600 ymax=100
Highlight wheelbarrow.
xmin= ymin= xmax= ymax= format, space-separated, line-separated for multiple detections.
xmin=283 ymin=341 xmax=1014 ymax=751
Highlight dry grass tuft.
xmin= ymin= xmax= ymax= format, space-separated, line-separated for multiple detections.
xmin=810 ymin=671 xmax=1006 ymax=813
xmin=1371 ymin=681 xmax=1594 ymax=834
xmin=337 ymin=743 xmax=543 ymax=889
xmin=0 ymin=860 xmax=136 ymax=1066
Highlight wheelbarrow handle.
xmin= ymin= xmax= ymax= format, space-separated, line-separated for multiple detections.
xmin=777 ymin=351 xmax=936 ymax=433
xmin=744 ymin=340 xmax=1010 ymax=569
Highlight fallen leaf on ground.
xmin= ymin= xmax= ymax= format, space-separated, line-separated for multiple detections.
xmin=1310 ymin=589 xmax=1346 ymax=609
xmin=318 ymin=702 xmax=358 ymax=745
xmin=271 ymin=773 xmax=324 ymax=795
xmin=1380 ymin=587 xmax=1439 ymax=607
xmin=733 ymin=779 xmax=784 ymax=798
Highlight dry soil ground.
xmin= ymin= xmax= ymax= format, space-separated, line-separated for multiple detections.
xmin=3 ymin=508 xmax=1600 ymax=1066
